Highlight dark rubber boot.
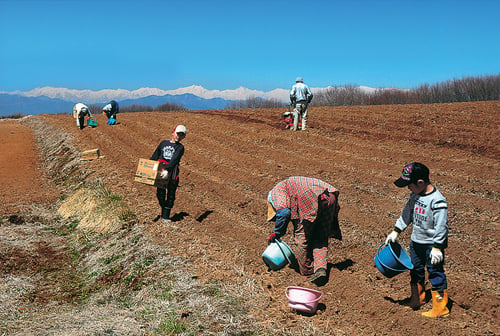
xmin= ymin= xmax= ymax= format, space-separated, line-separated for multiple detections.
xmin=161 ymin=207 xmax=171 ymax=223
xmin=409 ymin=283 xmax=426 ymax=310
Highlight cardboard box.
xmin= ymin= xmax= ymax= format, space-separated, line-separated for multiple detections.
xmin=81 ymin=148 xmax=100 ymax=161
xmin=134 ymin=159 xmax=169 ymax=189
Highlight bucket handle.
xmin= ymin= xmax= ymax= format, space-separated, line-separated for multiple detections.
xmin=375 ymin=242 xmax=385 ymax=255
xmin=375 ymin=243 xmax=408 ymax=272
xmin=275 ymin=239 xmax=292 ymax=264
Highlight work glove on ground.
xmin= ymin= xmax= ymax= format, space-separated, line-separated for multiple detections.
xmin=430 ymin=247 xmax=443 ymax=264
xmin=160 ymin=169 xmax=169 ymax=179
xmin=385 ymin=230 xmax=399 ymax=245
xmin=268 ymin=232 xmax=279 ymax=243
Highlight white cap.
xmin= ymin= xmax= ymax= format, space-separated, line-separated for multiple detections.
xmin=174 ymin=124 xmax=187 ymax=134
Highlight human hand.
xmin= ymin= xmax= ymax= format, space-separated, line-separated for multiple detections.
xmin=430 ymin=247 xmax=443 ymax=265
xmin=385 ymin=230 xmax=398 ymax=245
xmin=268 ymin=232 xmax=278 ymax=243
xmin=160 ymin=170 xmax=169 ymax=179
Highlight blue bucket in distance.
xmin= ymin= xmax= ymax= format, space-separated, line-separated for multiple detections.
xmin=374 ymin=241 xmax=414 ymax=278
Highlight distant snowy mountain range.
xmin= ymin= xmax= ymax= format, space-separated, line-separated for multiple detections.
xmin=3 ymin=85 xmax=305 ymax=103
xmin=0 ymin=85 xmax=377 ymax=115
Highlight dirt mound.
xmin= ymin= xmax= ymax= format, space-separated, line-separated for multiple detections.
xmin=1 ymin=101 xmax=499 ymax=335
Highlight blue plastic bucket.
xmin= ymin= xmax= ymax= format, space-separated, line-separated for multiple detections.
xmin=107 ymin=117 xmax=116 ymax=125
xmin=374 ymin=241 xmax=414 ymax=278
xmin=262 ymin=239 xmax=294 ymax=271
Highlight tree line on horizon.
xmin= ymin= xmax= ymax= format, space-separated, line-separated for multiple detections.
xmin=1 ymin=74 xmax=498 ymax=119
xmin=234 ymin=73 xmax=499 ymax=109
xmin=81 ymin=73 xmax=500 ymax=113
xmin=313 ymin=73 xmax=500 ymax=107
xmin=85 ymin=102 xmax=188 ymax=115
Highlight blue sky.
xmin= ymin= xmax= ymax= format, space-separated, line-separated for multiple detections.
xmin=1 ymin=0 xmax=499 ymax=92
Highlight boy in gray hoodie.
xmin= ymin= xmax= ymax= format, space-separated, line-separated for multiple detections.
xmin=385 ymin=162 xmax=449 ymax=318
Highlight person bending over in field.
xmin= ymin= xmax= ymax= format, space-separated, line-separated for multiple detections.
xmin=266 ymin=176 xmax=341 ymax=285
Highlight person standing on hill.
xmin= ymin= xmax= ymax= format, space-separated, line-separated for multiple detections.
xmin=72 ymin=103 xmax=90 ymax=129
xmin=266 ymin=176 xmax=341 ymax=284
xmin=290 ymin=77 xmax=313 ymax=131
xmin=150 ymin=125 xmax=187 ymax=223
xmin=384 ymin=162 xmax=450 ymax=318
xmin=102 ymin=100 xmax=119 ymax=124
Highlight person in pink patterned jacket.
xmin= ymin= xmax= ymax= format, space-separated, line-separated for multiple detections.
xmin=266 ymin=176 xmax=341 ymax=284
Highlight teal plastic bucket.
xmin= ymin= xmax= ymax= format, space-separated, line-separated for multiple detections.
xmin=262 ymin=239 xmax=294 ymax=271
xmin=87 ymin=116 xmax=97 ymax=127
xmin=374 ymin=242 xmax=413 ymax=278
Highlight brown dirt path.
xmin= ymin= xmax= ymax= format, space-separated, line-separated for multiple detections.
xmin=0 ymin=119 xmax=60 ymax=215
xmin=3 ymin=101 xmax=499 ymax=335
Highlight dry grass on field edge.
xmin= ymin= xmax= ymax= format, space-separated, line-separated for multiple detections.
xmin=0 ymin=117 xmax=262 ymax=336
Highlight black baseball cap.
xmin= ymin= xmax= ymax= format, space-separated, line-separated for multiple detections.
xmin=394 ymin=162 xmax=430 ymax=187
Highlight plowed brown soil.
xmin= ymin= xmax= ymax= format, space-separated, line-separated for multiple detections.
xmin=1 ymin=101 xmax=499 ymax=335
xmin=0 ymin=119 xmax=60 ymax=213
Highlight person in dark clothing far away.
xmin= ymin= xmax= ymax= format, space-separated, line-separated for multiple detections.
xmin=102 ymin=100 xmax=119 ymax=124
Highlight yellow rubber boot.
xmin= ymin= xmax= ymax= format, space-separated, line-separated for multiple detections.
xmin=422 ymin=290 xmax=449 ymax=318
xmin=409 ymin=283 xmax=426 ymax=310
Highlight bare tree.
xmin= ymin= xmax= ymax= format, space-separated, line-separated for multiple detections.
xmin=155 ymin=102 xmax=187 ymax=111
xmin=225 ymin=96 xmax=287 ymax=109
xmin=313 ymin=73 xmax=499 ymax=107
xmin=88 ymin=104 xmax=102 ymax=115
xmin=120 ymin=104 xmax=154 ymax=113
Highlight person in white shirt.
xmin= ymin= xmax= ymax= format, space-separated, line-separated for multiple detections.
xmin=73 ymin=103 xmax=90 ymax=129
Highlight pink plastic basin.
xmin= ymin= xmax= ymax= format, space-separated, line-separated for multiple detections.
xmin=286 ymin=286 xmax=323 ymax=314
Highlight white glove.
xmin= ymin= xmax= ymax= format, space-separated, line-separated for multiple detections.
xmin=160 ymin=169 xmax=169 ymax=179
xmin=430 ymin=247 xmax=443 ymax=265
xmin=385 ymin=230 xmax=399 ymax=245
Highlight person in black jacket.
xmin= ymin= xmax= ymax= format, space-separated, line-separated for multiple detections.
xmin=102 ymin=100 xmax=119 ymax=124
xmin=150 ymin=125 xmax=187 ymax=223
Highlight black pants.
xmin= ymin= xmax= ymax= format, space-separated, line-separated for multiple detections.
xmin=78 ymin=116 xmax=85 ymax=129
xmin=156 ymin=179 xmax=179 ymax=209
xmin=104 ymin=111 xmax=116 ymax=120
